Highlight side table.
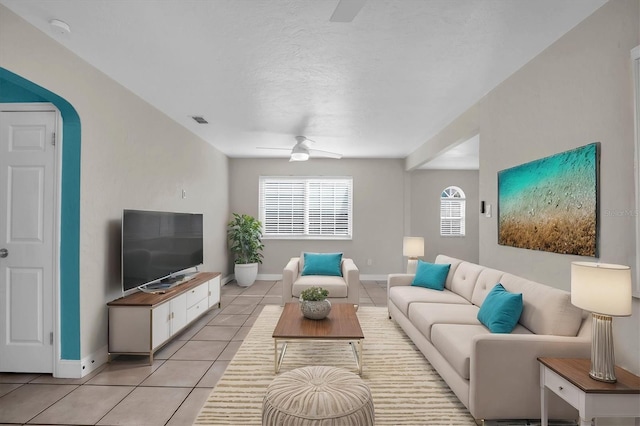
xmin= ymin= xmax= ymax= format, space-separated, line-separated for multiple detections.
xmin=538 ymin=358 xmax=640 ymax=426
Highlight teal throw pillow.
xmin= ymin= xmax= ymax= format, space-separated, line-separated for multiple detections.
xmin=302 ymin=252 xmax=343 ymax=276
xmin=411 ymin=260 xmax=450 ymax=291
xmin=477 ymin=283 xmax=523 ymax=333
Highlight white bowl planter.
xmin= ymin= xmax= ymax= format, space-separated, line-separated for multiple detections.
xmin=299 ymin=298 xmax=332 ymax=320
xmin=235 ymin=263 xmax=258 ymax=287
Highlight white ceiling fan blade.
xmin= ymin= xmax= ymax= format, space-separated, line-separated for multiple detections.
xmin=309 ymin=148 xmax=343 ymax=159
xmin=330 ymin=0 xmax=366 ymax=23
xmin=256 ymin=147 xmax=291 ymax=151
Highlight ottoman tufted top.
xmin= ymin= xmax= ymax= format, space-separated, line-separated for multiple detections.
xmin=263 ymin=366 xmax=374 ymax=424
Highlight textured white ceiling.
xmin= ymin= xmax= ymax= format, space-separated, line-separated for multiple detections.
xmin=0 ymin=0 xmax=606 ymax=160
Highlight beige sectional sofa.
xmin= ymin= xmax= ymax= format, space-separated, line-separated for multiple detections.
xmin=387 ymin=254 xmax=591 ymax=422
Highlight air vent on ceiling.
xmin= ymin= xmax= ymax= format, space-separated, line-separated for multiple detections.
xmin=191 ymin=116 xmax=208 ymax=124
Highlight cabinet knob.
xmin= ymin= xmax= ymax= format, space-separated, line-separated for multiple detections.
xmin=558 ymin=386 xmax=563 ymax=391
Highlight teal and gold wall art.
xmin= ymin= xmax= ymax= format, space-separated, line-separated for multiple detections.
xmin=498 ymin=143 xmax=600 ymax=257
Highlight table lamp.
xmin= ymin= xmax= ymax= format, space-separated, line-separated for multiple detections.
xmin=403 ymin=237 xmax=424 ymax=274
xmin=570 ymin=261 xmax=632 ymax=383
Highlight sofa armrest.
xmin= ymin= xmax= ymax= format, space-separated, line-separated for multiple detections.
xmin=469 ymin=333 xmax=590 ymax=420
xmin=387 ymin=273 xmax=414 ymax=299
xmin=342 ymin=258 xmax=360 ymax=303
xmin=282 ymin=257 xmax=299 ymax=306
xmin=387 ymin=273 xmax=414 ymax=287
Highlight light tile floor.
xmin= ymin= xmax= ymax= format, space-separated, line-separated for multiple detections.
xmin=0 ymin=279 xmax=388 ymax=425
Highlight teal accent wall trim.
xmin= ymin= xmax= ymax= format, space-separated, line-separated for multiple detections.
xmin=0 ymin=68 xmax=81 ymax=360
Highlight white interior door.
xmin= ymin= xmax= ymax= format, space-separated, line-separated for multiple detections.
xmin=0 ymin=109 xmax=56 ymax=373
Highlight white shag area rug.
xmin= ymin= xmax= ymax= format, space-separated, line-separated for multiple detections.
xmin=195 ymin=305 xmax=476 ymax=425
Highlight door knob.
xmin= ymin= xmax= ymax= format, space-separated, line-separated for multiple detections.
xmin=0 ymin=248 xmax=7 ymax=258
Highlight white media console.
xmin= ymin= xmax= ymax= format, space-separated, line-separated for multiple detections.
xmin=107 ymin=272 xmax=221 ymax=363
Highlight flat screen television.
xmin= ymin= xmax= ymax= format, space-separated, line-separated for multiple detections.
xmin=122 ymin=209 xmax=203 ymax=292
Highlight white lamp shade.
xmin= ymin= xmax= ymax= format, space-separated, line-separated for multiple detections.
xmin=403 ymin=237 xmax=424 ymax=257
xmin=571 ymin=261 xmax=632 ymax=316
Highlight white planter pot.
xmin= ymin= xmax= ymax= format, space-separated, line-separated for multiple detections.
xmin=234 ymin=263 xmax=258 ymax=287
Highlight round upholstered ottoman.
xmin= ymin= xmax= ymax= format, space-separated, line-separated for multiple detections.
xmin=262 ymin=366 xmax=374 ymax=426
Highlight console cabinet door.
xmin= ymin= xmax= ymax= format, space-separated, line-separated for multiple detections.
xmin=170 ymin=293 xmax=188 ymax=335
xmin=152 ymin=303 xmax=171 ymax=350
xmin=208 ymin=276 xmax=221 ymax=308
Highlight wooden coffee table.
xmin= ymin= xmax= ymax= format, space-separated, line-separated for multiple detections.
xmin=272 ymin=303 xmax=364 ymax=375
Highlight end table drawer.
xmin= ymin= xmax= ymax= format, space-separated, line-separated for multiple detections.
xmin=544 ymin=369 xmax=581 ymax=407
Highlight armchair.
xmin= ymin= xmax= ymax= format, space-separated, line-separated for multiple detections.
xmin=282 ymin=255 xmax=360 ymax=306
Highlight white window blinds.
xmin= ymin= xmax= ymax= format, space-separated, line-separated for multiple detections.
xmin=440 ymin=186 xmax=466 ymax=237
xmin=259 ymin=177 xmax=353 ymax=239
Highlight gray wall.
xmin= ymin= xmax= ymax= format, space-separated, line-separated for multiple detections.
xmin=409 ymin=170 xmax=479 ymax=264
xmin=229 ymin=159 xmax=481 ymax=277
xmin=0 ymin=6 xmax=230 ymax=361
xmin=229 ymin=158 xmax=406 ymax=277
xmin=477 ymin=0 xmax=639 ymax=374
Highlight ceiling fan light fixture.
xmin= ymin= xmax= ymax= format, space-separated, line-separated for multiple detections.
xmin=290 ymin=152 xmax=309 ymax=161
xmin=290 ymin=143 xmax=310 ymax=161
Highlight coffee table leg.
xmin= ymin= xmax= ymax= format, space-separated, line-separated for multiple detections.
xmin=274 ymin=340 xmax=288 ymax=374
xmin=274 ymin=339 xmax=277 ymax=373
xmin=350 ymin=340 xmax=363 ymax=375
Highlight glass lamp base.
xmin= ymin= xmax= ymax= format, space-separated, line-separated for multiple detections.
xmin=589 ymin=313 xmax=617 ymax=383
xmin=406 ymin=258 xmax=418 ymax=274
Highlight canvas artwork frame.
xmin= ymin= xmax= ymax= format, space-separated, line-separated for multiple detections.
xmin=632 ymin=45 xmax=640 ymax=298
xmin=498 ymin=143 xmax=600 ymax=257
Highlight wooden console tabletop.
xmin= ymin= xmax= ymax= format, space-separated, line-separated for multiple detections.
xmin=108 ymin=272 xmax=219 ymax=307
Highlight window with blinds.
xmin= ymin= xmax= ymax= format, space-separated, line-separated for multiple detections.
xmin=259 ymin=177 xmax=353 ymax=239
xmin=440 ymin=186 xmax=466 ymax=237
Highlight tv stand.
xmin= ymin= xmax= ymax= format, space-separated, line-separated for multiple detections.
xmin=107 ymin=272 xmax=221 ymax=363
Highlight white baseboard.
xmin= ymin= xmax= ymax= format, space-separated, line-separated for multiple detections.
xmin=55 ymin=344 xmax=108 ymax=378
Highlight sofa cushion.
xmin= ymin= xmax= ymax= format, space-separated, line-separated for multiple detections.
xmin=408 ymin=303 xmax=481 ymax=341
xmin=448 ymin=261 xmax=485 ymax=302
xmin=293 ymin=275 xmax=348 ymax=298
xmin=411 ymin=261 xmax=450 ymax=290
xmin=470 ymin=267 xmax=507 ymax=306
xmin=434 ymin=255 xmax=464 ymax=290
xmin=389 ymin=286 xmax=470 ymax=316
xmin=477 ymin=284 xmax=523 ymax=333
xmin=500 ymin=273 xmax=583 ymax=336
xmin=302 ymin=252 xmax=343 ymax=276
xmin=431 ymin=323 xmax=533 ymax=380
xmin=431 ymin=324 xmax=488 ymax=380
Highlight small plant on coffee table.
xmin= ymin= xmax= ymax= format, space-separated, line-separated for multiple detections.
xmin=299 ymin=287 xmax=331 ymax=320
xmin=300 ymin=286 xmax=329 ymax=301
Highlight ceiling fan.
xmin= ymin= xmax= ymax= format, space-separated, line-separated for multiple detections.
xmin=257 ymin=136 xmax=343 ymax=162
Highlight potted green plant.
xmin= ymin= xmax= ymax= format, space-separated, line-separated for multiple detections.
xmin=299 ymin=286 xmax=331 ymax=320
xmin=227 ymin=213 xmax=264 ymax=287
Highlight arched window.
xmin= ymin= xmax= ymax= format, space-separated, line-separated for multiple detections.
xmin=440 ymin=186 xmax=466 ymax=236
